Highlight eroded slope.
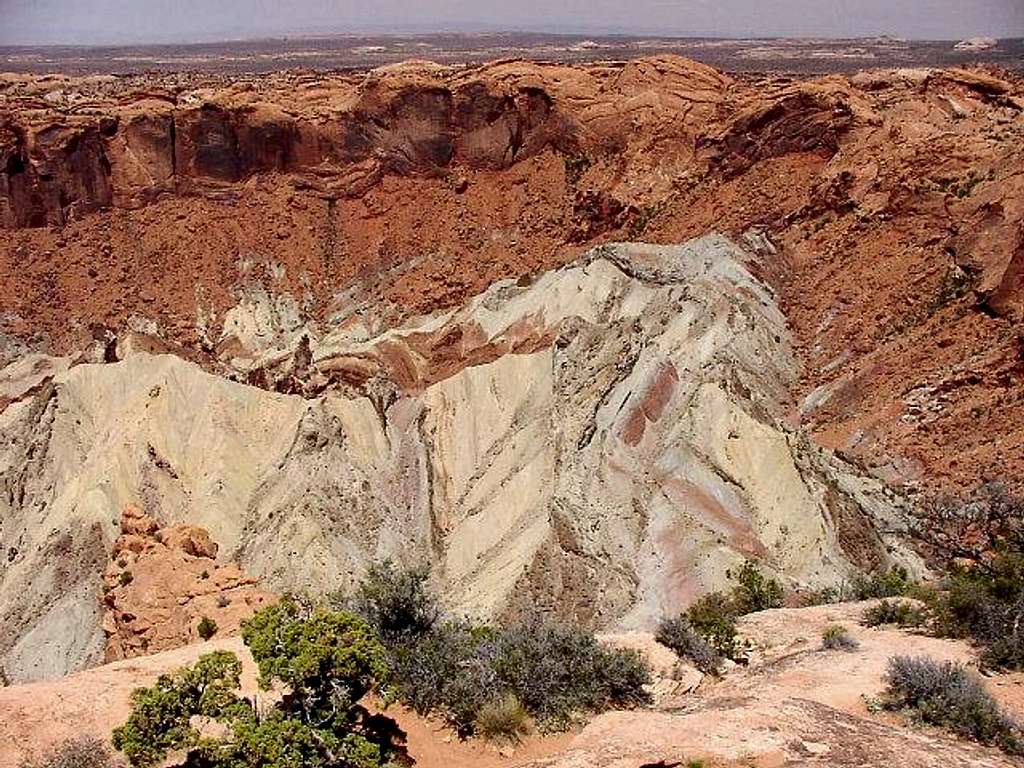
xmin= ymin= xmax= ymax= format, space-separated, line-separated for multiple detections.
xmin=2 ymin=58 xmax=1022 ymax=491
xmin=0 ymin=236 xmax=917 ymax=682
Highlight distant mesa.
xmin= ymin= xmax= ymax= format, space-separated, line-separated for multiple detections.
xmin=954 ymin=37 xmax=998 ymax=52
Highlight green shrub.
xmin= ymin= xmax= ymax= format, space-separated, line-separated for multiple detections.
xmin=928 ymin=549 xmax=1024 ymax=670
xmin=344 ymin=560 xmax=439 ymax=645
xmin=799 ymin=585 xmax=840 ymax=606
xmin=21 ymin=737 xmax=113 ymax=768
xmin=242 ymin=598 xmax=389 ymax=717
xmin=489 ymin=616 xmax=650 ymax=731
xmin=473 ymin=693 xmax=533 ymax=744
xmin=802 ymin=565 xmax=916 ymax=606
xmin=388 ymin=620 xmax=494 ymax=733
xmin=912 ymin=484 xmax=1024 ymax=671
xmin=821 ymin=624 xmax=859 ymax=651
xmin=562 ymin=153 xmax=591 ymax=185
xmin=197 ymin=615 xmax=217 ymax=640
xmin=388 ymin=615 xmax=651 ymax=736
xmin=112 ymin=651 xmax=249 ymax=768
xmin=981 ymin=634 xmax=1024 ymax=672
xmin=731 ymin=560 xmax=784 ymax=613
xmin=342 ymin=562 xmax=653 ymax=737
xmin=862 ymin=599 xmax=927 ymax=628
xmin=119 ymin=570 xmax=133 ymax=586
xmin=850 ymin=566 xmax=914 ymax=600
xmin=113 ymin=602 xmax=396 ymax=768
xmin=655 ymin=615 xmax=722 ymax=674
xmin=686 ymin=592 xmax=744 ymax=660
xmin=656 ymin=562 xmax=777 ymax=663
xmin=883 ymin=655 xmax=1022 ymax=754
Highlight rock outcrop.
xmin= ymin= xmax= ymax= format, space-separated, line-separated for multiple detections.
xmin=530 ymin=601 xmax=1024 ymax=767
xmin=0 ymin=235 xmax=920 ymax=682
xmin=2 ymin=602 xmax=1021 ymax=768
xmin=101 ymin=505 xmax=274 ymax=662
xmin=0 ymin=58 xmax=732 ymax=229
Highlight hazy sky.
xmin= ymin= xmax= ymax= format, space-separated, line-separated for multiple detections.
xmin=2 ymin=0 xmax=1022 ymax=45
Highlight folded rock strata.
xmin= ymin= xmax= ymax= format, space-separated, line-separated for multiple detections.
xmin=0 ymin=235 xmax=919 ymax=682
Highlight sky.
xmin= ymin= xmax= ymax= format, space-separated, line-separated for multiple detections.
xmin=1 ymin=0 xmax=1022 ymax=46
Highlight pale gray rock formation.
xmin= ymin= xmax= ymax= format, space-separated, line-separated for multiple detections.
xmin=0 ymin=235 xmax=920 ymax=681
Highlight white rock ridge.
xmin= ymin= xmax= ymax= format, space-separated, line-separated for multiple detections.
xmin=0 ymin=235 xmax=920 ymax=681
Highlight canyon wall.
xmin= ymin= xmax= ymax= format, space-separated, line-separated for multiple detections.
xmin=2 ymin=59 xmax=1022 ymax=492
xmin=0 ymin=236 xmax=918 ymax=682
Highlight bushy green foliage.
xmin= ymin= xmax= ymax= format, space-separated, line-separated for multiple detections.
xmin=930 ymin=554 xmax=1024 ymax=671
xmin=821 ymin=624 xmax=859 ymax=651
xmin=656 ymin=562 xmax=782 ymax=665
xmin=915 ymin=484 xmax=1024 ymax=671
xmin=194 ymin=714 xmax=388 ymax=768
xmin=112 ymin=651 xmax=249 ymax=768
xmin=388 ymin=615 xmax=651 ymax=736
xmin=883 ymin=655 xmax=1022 ymax=754
xmin=862 ymin=599 xmax=928 ymax=629
xmin=655 ymin=615 xmax=722 ymax=674
xmin=490 ymin=616 xmax=651 ymax=728
xmin=850 ymin=566 xmax=915 ymax=600
xmin=384 ymin=620 xmax=486 ymax=724
xmin=242 ymin=597 xmax=389 ymax=725
xmin=113 ymin=602 xmax=395 ymax=768
xmin=345 ymin=560 xmax=439 ymax=645
xmin=116 ymin=564 xmax=653 ymax=762
xmin=473 ymin=693 xmax=533 ymax=744
xmin=21 ymin=737 xmax=113 ymax=768
xmin=198 ymin=615 xmax=218 ymax=640
xmin=731 ymin=560 xmax=784 ymax=613
xmin=685 ymin=591 xmax=744 ymax=660
xmin=802 ymin=565 xmax=916 ymax=606
xmin=332 ymin=562 xmax=652 ymax=737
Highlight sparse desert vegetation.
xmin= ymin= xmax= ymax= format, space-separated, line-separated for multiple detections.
xmin=862 ymin=599 xmax=928 ymax=629
xmin=347 ymin=561 xmax=651 ymax=736
xmin=110 ymin=564 xmax=653 ymax=766
xmin=656 ymin=614 xmax=723 ymax=675
xmin=883 ymin=655 xmax=1023 ymax=755
xmin=1 ymin=18 xmax=1024 ymax=767
xmin=821 ymin=624 xmax=859 ymax=651
xmin=19 ymin=737 xmax=114 ymax=768
xmin=658 ymin=560 xmax=784 ymax=666
xmin=114 ymin=604 xmax=395 ymax=768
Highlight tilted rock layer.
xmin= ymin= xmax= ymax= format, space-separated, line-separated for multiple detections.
xmin=1 ymin=58 xmax=1022 ymax=491
xmin=2 ymin=55 xmax=1023 ymax=687
xmin=0 ymin=236 xmax=917 ymax=682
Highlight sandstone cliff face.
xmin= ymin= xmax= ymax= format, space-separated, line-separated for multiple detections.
xmin=0 ymin=236 xmax=918 ymax=682
xmin=0 ymin=58 xmax=731 ymax=229
xmin=3 ymin=59 xmax=1022 ymax=493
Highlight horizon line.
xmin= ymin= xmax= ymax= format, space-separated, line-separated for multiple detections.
xmin=1 ymin=29 xmax=1016 ymax=49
